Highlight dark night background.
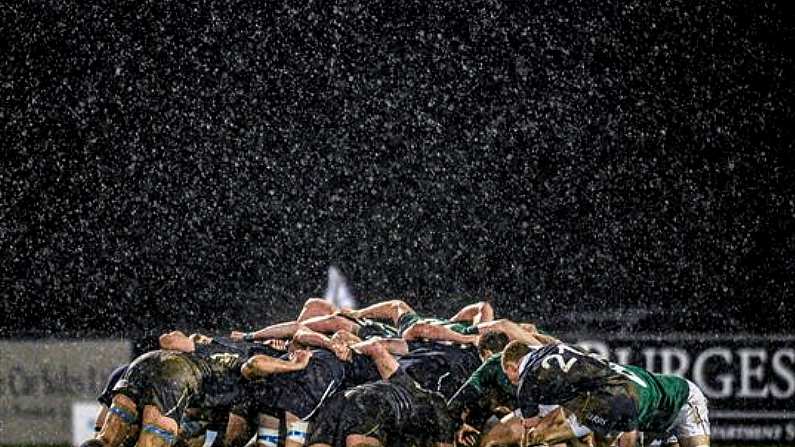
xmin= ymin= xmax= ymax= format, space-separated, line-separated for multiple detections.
xmin=1 ymin=0 xmax=793 ymax=344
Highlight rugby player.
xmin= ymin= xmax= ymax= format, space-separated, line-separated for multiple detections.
xmin=82 ymin=331 xmax=282 ymax=447
xmin=93 ymin=365 xmax=129 ymax=435
xmin=230 ymin=298 xmax=399 ymax=343
xmin=231 ymin=334 xmax=409 ymax=447
xmin=446 ymin=332 xmax=515 ymax=445
xmin=501 ymin=341 xmax=711 ymax=447
xmin=340 ymin=299 xmax=493 ymax=345
xmin=308 ymin=338 xmax=459 ymax=447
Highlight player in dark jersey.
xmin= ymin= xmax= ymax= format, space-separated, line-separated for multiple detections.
xmin=82 ymin=331 xmax=283 ymax=447
xmin=231 ymin=313 xmax=399 ymax=343
xmin=501 ymin=341 xmax=710 ymax=447
xmin=232 ymin=334 xmax=408 ymax=447
xmin=397 ymin=339 xmax=482 ymax=399
xmin=308 ymin=339 xmax=457 ymax=447
xmin=446 ymin=332 xmax=513 ymax=445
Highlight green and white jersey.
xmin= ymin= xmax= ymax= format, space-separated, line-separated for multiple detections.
xmin=623 ymin=365 xmax=690 ymax=433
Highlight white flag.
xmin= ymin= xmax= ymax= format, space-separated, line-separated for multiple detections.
xmin=324 ymin=266 xmax=357 ymax=309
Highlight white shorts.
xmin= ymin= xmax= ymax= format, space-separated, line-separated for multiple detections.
xmin=670 ymin=380 xmax=711 ymax=439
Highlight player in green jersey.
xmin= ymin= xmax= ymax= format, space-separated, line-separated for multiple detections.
xmin=501 ymin=341 xmax=710 ymax=447
xmin=230 ymin=297 xmax=400 ymax=343
xmin=338 ymin=298 xmax=492 ymax=344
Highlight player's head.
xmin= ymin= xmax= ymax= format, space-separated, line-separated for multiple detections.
xmin=501 ymin=340 xmax=532 ymax=384
xmin=159 ymin=330 xmax=195 ymax=352
xmin=477 ymin=331 xmax=509 ymax=361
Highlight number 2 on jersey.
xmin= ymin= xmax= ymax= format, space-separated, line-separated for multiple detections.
xmin=541 ymin=354 xmax=578 ymax=373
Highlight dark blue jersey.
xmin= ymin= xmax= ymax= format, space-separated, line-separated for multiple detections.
xmin=516 ymin=343 xmax=626 ymax=418
xmin=344 ymin=352 xmax=381 ymax=385
xmin=398 ymin=342 xmax=481 ymax=398
xmin=268 ymin=349 xmax=349 ymax=419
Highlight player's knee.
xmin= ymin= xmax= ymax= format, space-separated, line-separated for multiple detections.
xmin=98 ymin=395 xmax=140 ymax=447
xmin=223 ymin=413 xmax=251 ymax=447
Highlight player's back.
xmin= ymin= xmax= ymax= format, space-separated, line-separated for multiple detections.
xmin=399 ymin=341 xmax=481 ymax=398
xmin=519 ymin=343 xmax=626 ymax=406
xmin=269 ymin=349 xmax=348 ymax=419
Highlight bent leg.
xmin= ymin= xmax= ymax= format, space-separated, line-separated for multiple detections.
xmin=302 ymin=315 xmax=360 ymax=335
xmin=255 ymin=413 xmax=281 ymax=447
xmin=347 ymin=300 xmax=414 ymax=325
xmin=449 ymin=301 xmax=494 ymax=325
xmin=224 ymin=413 xmax=253 ymax=447
xmin=97 ymin=394 xmax=140 ymax=447
xmin=675 ymin=381 xmax=711 ymax=447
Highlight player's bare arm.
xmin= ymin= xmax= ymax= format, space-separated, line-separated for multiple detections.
xmin=293 ymin=327 xmax=352 ymax=361
xmin=449 ymin=301 xmax=494 ymax=325
xmin=241 ymin=350 xmax=313 ymax=379
xmin=402 ymin=322 xmax=479 ymax=344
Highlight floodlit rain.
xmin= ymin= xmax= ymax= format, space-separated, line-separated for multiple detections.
xmin=1 ymin=1 xmax=793 ymax=445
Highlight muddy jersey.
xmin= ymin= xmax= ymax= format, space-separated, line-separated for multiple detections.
xmin=114 ymin=350 xmax=204 ymax=421
xmin=447 ymin=352 xmax=516 ymax=417
xmin=516 ymin=343 xmax=631 ymax=418
xmin=398 ymin=341 xmax=481 ymax=398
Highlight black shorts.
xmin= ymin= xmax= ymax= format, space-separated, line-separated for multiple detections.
xmin=564 ymin=385 xmax=639 ymax=436
xmin=308 ymin=370 xmax=453 ymax=447
xmin=113 ymin=351 xmax=202 ymax=422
